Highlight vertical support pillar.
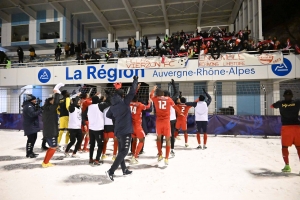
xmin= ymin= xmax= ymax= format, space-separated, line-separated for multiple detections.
xmin=165 ymin=29 xmax=169 ymax=36
xmin=257 ymin=0 xmax=263 ymax=40
xmin=108 ymin=33 xmax=112 ymax=43
xmin=229 ymin=24 xmax=234 ymax=32
xmin=252 ymin=0 xmax=256 ymax=41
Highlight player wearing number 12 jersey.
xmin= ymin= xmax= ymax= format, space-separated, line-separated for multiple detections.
xmin=174 ymin=97 xmax=192 ymax=147
xmin=150 ymin=86 xmax=181 ymax=165
xmin=129 ymin=96 xmax=151 ymax=164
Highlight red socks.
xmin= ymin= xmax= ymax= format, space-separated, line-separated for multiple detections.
xmin=296 ymin=146 xmax=300 ymax=160
xmin=43 ymin=148 xmax=56 ymax=164
xmin=102 ymin=140 xmax=108 ymax=154
xmin=184 ymin=133 xmax=188 ymax=143
xmin=156 ymin=141 xmax=162 ymax=155
xmin=165 ymin=145 xmax=171 ymax=159
xmin=83 ymin=136 xmax=89 ymax=150
xmin=282 ymin=148 xmax=289 ymax=165
xmin=113 ymin=140 xmax=118 ymax=156
xmin=196 ymin=133 xmax=201 ymax=144
xmin=204 ymin=133 xmax=207 ymax=145
xmin=134 ymin=142 xmax=144 ymax=158
xmin=174 ymin=131 xmax=178 ymax=138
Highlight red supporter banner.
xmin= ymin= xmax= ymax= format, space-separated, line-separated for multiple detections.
xmin=118 ymin=57 xmax=188 ymax=69
xmin=198 ymin=52 xmax=283 ymax=67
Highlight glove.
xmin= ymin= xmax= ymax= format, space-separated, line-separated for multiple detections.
xmin=202 ymin=88 xmax=206 ymax=93
xmin=133 ymin=76 xmax=138 ymax=80
xmin=170 ymin=79 xmax=175 ymax=85
xmin=114 ymin=82 xmax=122 ymax=90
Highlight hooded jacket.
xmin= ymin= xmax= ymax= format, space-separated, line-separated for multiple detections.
xmin=42 ymin=93 xmax=60 ymax=138
xmin=106 ymin=79 xmax=138 ymax=136
xmin=22 ymin=100 xmax=42 ymax=136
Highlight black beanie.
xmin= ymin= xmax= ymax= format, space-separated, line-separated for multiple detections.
xmin=199 ymin=95 xmax=205 ymax=101
xmin=91 ymin=96 xmax=99 ymax=104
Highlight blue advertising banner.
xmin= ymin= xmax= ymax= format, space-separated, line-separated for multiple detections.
xmin=1 ymin=114 xmax=296 ymax=136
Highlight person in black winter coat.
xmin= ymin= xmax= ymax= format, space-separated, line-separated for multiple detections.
xmin=41 ymin=90 xmax=60 ymax=167
xmin=115 ymin=40 xmax=119 ymax=51
xmin=55 ymin=46 xmax=62 ymax=61
xmin=22 ymin=94 xmax=43 ymax=158
xmin=105 ymin=76 xmax=138 ymax=181
xmin=17 ymin=46 xmax=24 ymax=63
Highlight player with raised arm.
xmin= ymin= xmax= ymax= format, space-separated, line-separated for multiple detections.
xmin=271 ymin=89 xmax=300 ymax=173
xmin=185 ymin=88 xmax=211 ymax=149
xmin=80 ymin=92 xmax=92 ymax=153
xmin=174 ymin=97 xmax=192 ymax=148
xmin=150 ymin=85 xmax=182 ymax=165
xmin=130 ymin=95 xmax=151 ymax=164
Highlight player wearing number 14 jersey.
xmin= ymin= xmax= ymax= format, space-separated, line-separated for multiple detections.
xmin=129 ymin=96 xmax=151 ymax=164
xmin=150 ymin=86 xmax=181 ymax=165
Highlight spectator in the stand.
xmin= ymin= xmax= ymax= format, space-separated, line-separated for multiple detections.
xmin=211 ymin=44 xmax=220 ymax=60
xmin=17 ymin=46 xmax=24 ymax=63
xmin=90 ymin=51 xmax=101 ymax=61
xmin=115 ymin=40 xmax=119 ymax=51
xmin=145 ymin=36 xmax=149 ymax=49
xmin=29 ymin=46 xmax=35 ymax=61
xmin=127 ymin=38 xmax=132 ymax=51
xmin=138 ymin=49 xmax=145 ymax=57
xmin=64 ymin=43 xmax=70 ymax=57
xmin=82 ymin=41 xmax=87 ymax=52
xmin=55 ymin=45 xmax=62 ymax=61
xmin=75 ymin=45 xmax=80 ymax=59
xmin=156 ymin=36 xmax=161 ymax=49
xmin=133 ymin=38 xmax=136 ymax=48
xmin=70 ymin=42 xmax=75 ymax=56
xmin=129 ymin=47 xmax=138 ymax=57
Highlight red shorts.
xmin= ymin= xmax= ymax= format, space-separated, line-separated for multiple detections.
xmin=281 ymin=125 xmax=300 ymax=146
xmin=104 ymin=131 xmax=115 ymax=139
xmin=132 ymin=125 xmax=145 ymax=138
xmin=176 ymin=120 xmax=187 ymax=130
xmin=156 ymin=120 xmax=171 ymax=137
xmin=81 ymin=121 xmax=89 ymax=132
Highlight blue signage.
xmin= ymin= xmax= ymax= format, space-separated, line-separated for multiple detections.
xmin=38 ymin=68 xmax=51 ymax=83
xmin=271 ymin=58 xmax=292 ymax=76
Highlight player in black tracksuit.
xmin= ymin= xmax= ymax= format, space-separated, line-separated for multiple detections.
xmin=271 ymin=89 xmax=300 ymax=173
xmin=105 ymin=76 xmax=138 ymax=181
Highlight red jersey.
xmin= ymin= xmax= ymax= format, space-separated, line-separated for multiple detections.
xmin=81 ymin=98 xmax=92 ymax=113
xmin=130 ymin=102 xmax=150 ymax=124
xmin=150 ymin=90 xmax=180 ymax=121
xmin=175 ymin=104 xmax=192 ymax=121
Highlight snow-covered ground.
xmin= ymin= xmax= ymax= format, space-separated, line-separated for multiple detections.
xmin=0 ymin=130 xmax=299 ymax=200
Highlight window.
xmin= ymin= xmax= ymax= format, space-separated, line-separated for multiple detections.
xmin=11 ymin=25 xmax=29 ymax=42
xmin=40 ymin=22 xmax=60 ymax=40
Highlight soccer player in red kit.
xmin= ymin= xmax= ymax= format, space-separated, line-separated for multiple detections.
xmin=174 ymin=97 xmax=192 ymax=147
xmin=150 ymin=85 xmax=182 ymax=165
xmin=80 ymin=93 xmax=92 ymax=152
xmin=129 ymin=96 xmax=151 ymax=164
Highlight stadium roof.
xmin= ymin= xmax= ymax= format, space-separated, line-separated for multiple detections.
xmin=0 ymin=0 xmax=243 ymax=32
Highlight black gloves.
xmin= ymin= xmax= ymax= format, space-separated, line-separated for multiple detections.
xmin=170 ymin=79 xmax=175 ymax=85
xmin=133 ymin=76 xmax=139 ymax=80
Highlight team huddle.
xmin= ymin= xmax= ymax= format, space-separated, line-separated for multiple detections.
xmin=22 ymin=77 xmax=300 ymax=182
